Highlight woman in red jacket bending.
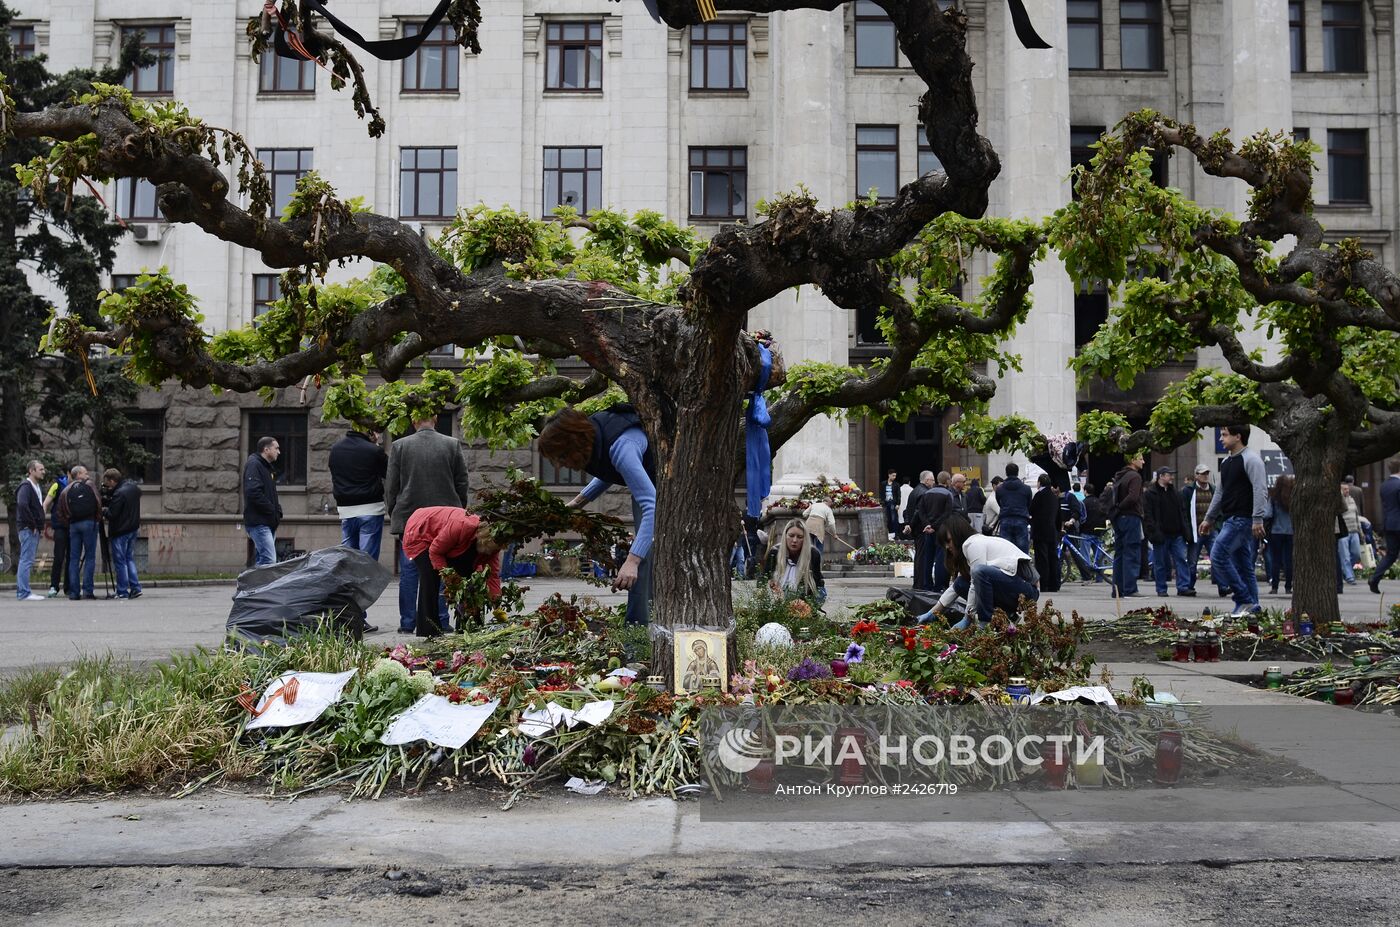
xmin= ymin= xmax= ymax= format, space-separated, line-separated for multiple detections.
xmin=401 ymin=506 xmax=503 ymax=637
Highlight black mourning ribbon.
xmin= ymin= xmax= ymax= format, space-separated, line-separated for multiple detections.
xmin=274 ymin=0 xmax=455 ymax=61
xmin=1006 ymin=0 xmax=1052 ymax=49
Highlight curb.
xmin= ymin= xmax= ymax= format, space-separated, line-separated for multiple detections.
xmin=1 ymin=578 xmax=235 ymax=593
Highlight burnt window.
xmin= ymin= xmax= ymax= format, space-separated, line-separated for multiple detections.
xmin=122 ymin=24 xmax=175 ymax=95
xmin=855 ymin=126 xmax=899 ymax=201
xmin=854 ymin=0 xmax=897 ymax=68
xmin=688 ymin=147 xmax=747 ymax=220
xmin=690 ymin=22 xmax=746 ymax=90
xmin=1067 ymin=1 xmax=1101 ymax=70
xmin=253 ymin=274 xmax=281 ymax=318
xmin=1327 ymin=129 xmax=1368 ymax=204
xmin=543 ymin=146 xmax=602 ymax=215
xmin=260 ymin=49 xmax=315 ymax=92
xmin=1322 ymin=1 xmax=1364 ymax=73
xmin=545 ymin=22 xmax=603 ymax=91
xmin=1120 ymin=1 xmax=1163 ymax=70
xmin=256 ymin=148 xmax=313 ymax=218
xmin=119 ymin=410 xmax=164 ymax=485
xmin=399 ymin=147 xmax=458 ymax=219
xmin=403 ymin=22 xmax=459 ymax=92
xmin=247 ymin=411 xmax=308 ymax=485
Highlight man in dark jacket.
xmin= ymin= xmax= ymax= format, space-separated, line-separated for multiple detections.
xmin=243 ymin=437 xmax=283 ymax=568
xmin=14 ymin=460 xmax=47 ymax=601
xmin=102 ymin=468 xmax=143 ymax=600
xmin=1179 ymin=465 xmax=1215 ymax=593
xmin=902 ymin=470 xmax=934 ymax=586
xmin=329 ymin=426 xmax=389 ymax=561
xmin=1369 ymin=458 xmax=1400 ymax=594
xmin=385 ymin=417 xmax=471 ymax=633
xmin=59 ymin=465 xmax=101 ymax=600
xmin=1144 ymin=466 xmax=1192 ymax=597
xmin=1110 ymin=454 xmax=1145 ymax=597
xmin=915 ymin=471 xmax=955 ymax=592
xmin=1030 ymin=474 xmax=1063 ymax=592
xmin=995 ymin=462 xmax=1034 ymax=553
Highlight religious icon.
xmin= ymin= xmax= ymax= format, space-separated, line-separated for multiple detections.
xmin=674 ymin=630 xmax=727 ymax=694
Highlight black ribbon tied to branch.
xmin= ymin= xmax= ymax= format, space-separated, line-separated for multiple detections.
xmin=273 ymin=0 xmax=455 ymax=61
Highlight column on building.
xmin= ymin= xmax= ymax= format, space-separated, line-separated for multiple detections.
xmin=1195 ymin=0 xmax=1293 ymax=464
xmin=986 ymin=0 xmax=1077 ymax=479
xmin=759 ymin=7 xmax=851 ymax=497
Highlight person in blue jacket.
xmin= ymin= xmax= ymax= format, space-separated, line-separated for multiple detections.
xmin=539 ymin=404 xmax=657 ymax=625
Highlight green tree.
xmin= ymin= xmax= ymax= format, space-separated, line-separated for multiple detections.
xmin=0 ymin=4 xmax=150 ymax=566
xmin=8 ymin=0 xmax=1039 ymax=672
xmin=964 ymin=112 xmax=1400 ymax=624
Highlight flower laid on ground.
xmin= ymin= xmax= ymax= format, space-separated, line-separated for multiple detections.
xmin=409 ymin=671 xmax=435 ymax=695
xmin=789 ymin=598 xmax=812 ymax=619
xmin=368 ymin=657 xmax=410 ymax=683
xmin=449 ymin=651 xmax=467 ymax=672
xmin=844 ymin=643 xmax=866 ymax=664
xmin=851 ymin=619 xmax=881 ymax=639
xmin=938 ymin=643 xmax=959 ymax=661
xmin=786 ymin=657 xmax=832 ymax=682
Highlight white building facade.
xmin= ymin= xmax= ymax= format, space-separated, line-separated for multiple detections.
xmin=7 ymin=0 xmax=1397 ymax=569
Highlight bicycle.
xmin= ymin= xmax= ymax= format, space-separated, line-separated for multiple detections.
xmin=1059 ymin=529 xmax=1113 ymax=585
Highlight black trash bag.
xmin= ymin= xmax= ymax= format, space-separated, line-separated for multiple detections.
xmin=885 ymin=586 xmax=944 ymax=621
xmin=227 ymin=546 xmax=392 ymax=645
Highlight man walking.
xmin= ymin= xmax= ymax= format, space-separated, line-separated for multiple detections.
xmin=1370 ymin=458 xmax=1400 ymax=594
xmin=1109 ymin=454 xmax=1145 ymax=598
xmin=882 ymin=469 xmax=900 ymax=537
xmin=1144 ymin=466 xmax=1193 ymax=597
xmin=102 ymin=468 xmax=143 ymax=600
xmin=330 ymin=424 xmax=388 ymax=560
xmin=1201 ymin=425 xmax=1268 ymax=617
xmin=59 ymin=465 xmax=100 ymax=600
xmin=995 ymin=463 xmax=1033 ymax=553
xmin=243 ymin=437 xmax=283 ymax=568
xmin=1180 ymin=464 xmax=1214 ymax=593
xmin=14 ymin=460 xmax=47 ymax=601
xmin=385 ymin=416 xmax=470 ymax=634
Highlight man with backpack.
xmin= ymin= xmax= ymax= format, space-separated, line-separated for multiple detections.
xmin=58 ymin=465 xmax=100 ymax=600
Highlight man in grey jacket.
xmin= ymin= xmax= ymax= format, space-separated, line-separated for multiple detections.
xmin=385 ymin=416 xmax=471 ymax=633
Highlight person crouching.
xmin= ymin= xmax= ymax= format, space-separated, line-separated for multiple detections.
xmin=401 ymin=506 xmax=503 ymax=637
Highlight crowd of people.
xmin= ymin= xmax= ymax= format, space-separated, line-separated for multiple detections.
xmin=12 ymin=460 xmax=143 ymax=602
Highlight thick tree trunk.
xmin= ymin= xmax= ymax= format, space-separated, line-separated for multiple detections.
xmin=1281 ymin=431 xmax=1347 ymax=625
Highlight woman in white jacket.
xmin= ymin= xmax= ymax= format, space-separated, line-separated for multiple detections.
xmin=916 ymin=514 xmax=1040 ymax=630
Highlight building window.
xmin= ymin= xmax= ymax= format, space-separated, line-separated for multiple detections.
xmin=690 ymin=22 xmax=747 ymax=91
xmin=256 ymin=148 xmax=313 ymax=219
xmin=1289 ymin=1 xmax=1305 ymax=72
xmin=917 ymin=128 xmax=944 ymax=177
xmin=403 ymin=22 xmax=459 ymax=92
xmin=120 ymin=410 xmax=164 ymax=485
xmin=111 ymin=274 xmax=138 ymax=292
xmin=688 ymin=147 xmax=747 ymax=220
xmin=1322 ymin=1 xmax=1364 ymax=72
xmin=253 ymin=274 xmax=281 ymax=318
xmin=1119 ymin=1 xmax=1163 ymax=70
xmin=10 ymin=25 xmax=35 ymax=59
xmin=855 ymin=126 xmax=899 ymax=201
xmin=1067 ymin=1 xmax=1101 ymax=70
xmin=428 ymin=344 xmax=457 ymax=356
xmin=399 ymin=147 xmax=458 ymax=219
xmin=1074 ymin=286 xmax=1109 ymax=349
xmin=122 ymin=24 xmax=175 ymax=95
xmin=114 ymin=177 xmax=161 ymax=220
xmin=854 ymin=0 xmax=898 ymax=68
xmin=1149 ymin=148 xmax=1169 ymax=187
xmin=247 ymin=411 xmax=308 ymax=486
xmin=1327 ymin=129 xmax=1368 ymax=204
xmin=543 ymin=146 xmax=602 ymax=215
xmin=545 ymin=22 xmax=603 ymax=91
xmin=1070 ymin=125 xmax=1104 ymax=198
xmin=540 ymin=455 xmax=589 ymax=486
xmin=259 ymin=50 xmax=315 ymax=93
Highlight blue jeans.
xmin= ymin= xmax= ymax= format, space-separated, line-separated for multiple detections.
xmin=624 ymin=496 xmax=653 ymax=626
xmin=1338 ymin=532 xmax=1362 ymax=583
xmin=1211 ymin=516 xmax=1258 ymax=610
xmin=1268 ymin=532 xmax=1294 ymax=590
xmin=247 ymin=525 xmax=276 ymax=568
xmin=16 ymin=527 xmax=40 ymax=598
xmin=68 ymin=519 xmax=98 ymax=597
xmin=998 ymin=519 xmax=1030 ymax=554
xmin=884 ymin=499 xmax=900 ymax=534
xmin=340 ymin=515 xmax=384 ymax=561
xmin=1152 ymin=536 xmax=1191 ymax=594
xmin=953 ymin=564 xmax=1039 ymax=628
xmin=110 ymin=531 xmax=142 ymax=597
xmin=1112 ymin=515 xmax=1143 ymax=596
xmin=399 ymin=547 xmax=448 ymax=633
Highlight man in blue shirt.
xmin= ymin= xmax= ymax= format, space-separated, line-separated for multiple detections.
xmin=539 ymin=405 xmax=657 ymax=625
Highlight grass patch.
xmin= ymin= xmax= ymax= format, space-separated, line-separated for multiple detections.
xmin=0 ymin=666 xmax=65 ymax=725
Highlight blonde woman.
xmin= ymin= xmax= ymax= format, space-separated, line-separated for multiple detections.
xmin=759 ymin=518 xmax=826 ymax=604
